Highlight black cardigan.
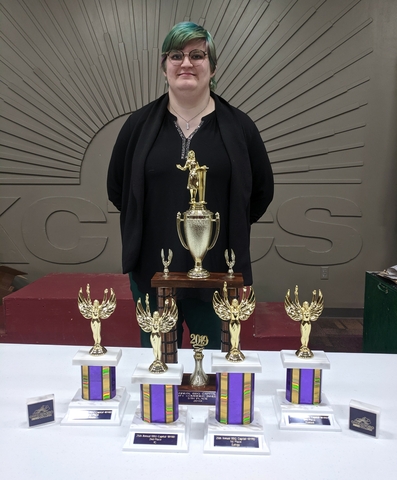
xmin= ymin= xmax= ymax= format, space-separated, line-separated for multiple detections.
xmin=107 ymin=92 xmax=274 ymax=285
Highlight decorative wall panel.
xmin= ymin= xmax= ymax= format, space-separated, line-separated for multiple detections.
xmin=1 ymin=0 xmax=396 ymax=307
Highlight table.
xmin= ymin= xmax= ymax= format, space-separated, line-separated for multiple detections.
xmin=1 ymin=344 xmax=396 ymax=479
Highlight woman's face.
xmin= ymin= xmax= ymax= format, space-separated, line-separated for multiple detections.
xmin=164 ymin=39 xmax=215 ymax=96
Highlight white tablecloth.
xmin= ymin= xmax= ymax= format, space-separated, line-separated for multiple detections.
xmin=1 ymin=344 xmax=396 ymax=479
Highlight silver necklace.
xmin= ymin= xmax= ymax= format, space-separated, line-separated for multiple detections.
xmin=170 ymin=97 xmax=211 ymax=130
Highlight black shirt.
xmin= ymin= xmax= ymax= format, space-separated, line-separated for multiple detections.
xmin=132 ymin=109 xmax=231 ymax=300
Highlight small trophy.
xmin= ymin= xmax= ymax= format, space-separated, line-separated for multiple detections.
xmin=161 ymin=248 xmax=173 ymax=277
xmin=284 ymin=285 xmax=324 ymax=358
xmin=224 ymin=249 xmax=235 ymax=277
xmin=176 ymin=150 xmax=220 ymax=278
xmin=78 ymin=284 xmax=116 ymax=355
xmin=63 ymin=284 xmax=128 ymax=424
xmin=213 ymin=282 xmax=256 ymax=362
xmin=189 ymin=334 xmax=209 ymax=387
xmin=136 ymin=294 xmax=178 ymax=373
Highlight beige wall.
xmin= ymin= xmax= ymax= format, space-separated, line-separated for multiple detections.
xmin=1 ymin=0 xmax=396 ymax=307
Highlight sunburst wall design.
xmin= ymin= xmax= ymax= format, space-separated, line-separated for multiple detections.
xmin=0 ymin=0 xmax=382 ymax=306
xmin=0 ymin=0 xmax=371 ymax=185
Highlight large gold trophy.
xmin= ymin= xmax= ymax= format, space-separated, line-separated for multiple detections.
xmin=284 ymin=285 xmax=324 ymax=358
xmin=176 ymin=150 xmax=220 ymax=278
xmin=78 ymin=284 xmax=116 ymax=355
xmin=213 ymin=282 xmax=256 ymax=362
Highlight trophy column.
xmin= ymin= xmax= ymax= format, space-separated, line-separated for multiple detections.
xmin=62 ymin=285 xmax=129 ymax=426
xmin=203 ymin=351 xmax=269 ymax=455
xmin=156 ymin=286 xmax=178 ymax=363
xmin=61 ymin=348 xmax=129 ymax=426
xmin=123 ymin=363 xmax=190 ymax=452
xmin=274 ymin=350 xmax=340 ymax=431
xmin=274 ymin=286 xmax=341 ymax=431
xmin=124 ymin=294 xmax=190 ymax=452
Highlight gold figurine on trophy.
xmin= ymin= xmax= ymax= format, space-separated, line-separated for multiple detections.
xmin=284 ymin=285 xmax=324 ymax=358
xmin=78 ymin=284 xmax=117 ymax=356
xmin=189 ymin=333 xmax=209 ymax=387
xmin=161 ymin=248 xmax=173 ymax=277
xmin=136 ymin=294 xmax=178 ymax=373
xmin=176 ymin=150 xmax=220 ymax=278
xmin=213 ymin=282 xmax=256 ymax=362
xmin=224 ymin=249 xmax=235 ymax=277
xmin=177 ymin=149 xmax=208 ymax=205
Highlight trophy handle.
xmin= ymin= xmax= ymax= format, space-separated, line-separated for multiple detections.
xmin=176 ymin=212 xmax=189 ymax=250
xmin=208 ymin=212 xmax=220 ymax=251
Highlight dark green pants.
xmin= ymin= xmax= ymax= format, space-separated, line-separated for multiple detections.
xmin=129 ymin=274 xmax=221 ymax=349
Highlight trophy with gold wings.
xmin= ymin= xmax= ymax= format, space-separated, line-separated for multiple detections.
xmin=136 ymin=294 xmax=178 ymax=373
xmin=78 ymin=284 xmax=116 ymax=356
xmin=284 ymin=285 xmax=324 ymax=358
xmin=213 ymin=282 xmax=256 ymax=362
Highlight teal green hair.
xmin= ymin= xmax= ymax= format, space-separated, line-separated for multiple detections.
xmin=161 ymin=22 xmax=217 ymax=91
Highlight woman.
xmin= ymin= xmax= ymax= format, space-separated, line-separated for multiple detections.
xmin=107 ymin=22 xmax=274 ymax=348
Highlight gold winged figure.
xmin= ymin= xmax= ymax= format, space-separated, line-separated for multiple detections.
xmin=284 ymin=285 xmax=324 ymax=358
xmin=136 ymin=294 xmax=178 ymax=373
xmin=213 ymin=282 xmax=256 ymax=362
xmin=78 ymin=284 xmax=116 ymax=356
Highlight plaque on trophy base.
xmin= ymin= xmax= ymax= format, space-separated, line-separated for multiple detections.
xmin=123 ymin=406 xmax=191 ymax=453
xmin=203 ymin=407 xmax=270 ymax=455
xmin=178 ymin=373 xmax=216 ymax=405
xmin=273 ymin=390 xmax=341 ymax=431
xmin=273 ymin=350 xmax=340 ymax=431
xmin=61 ymin=387 xmax=129 ymax=426
xmin=61 ymin=348 xmax=129 ymax=425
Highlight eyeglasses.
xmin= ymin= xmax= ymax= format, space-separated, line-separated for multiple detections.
xmin=166 ymin=49 xmax=208 ymax=66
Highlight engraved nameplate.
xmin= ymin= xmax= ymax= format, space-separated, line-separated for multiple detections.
xmin=133 ymin=433 xmax=178 ymax=446
xmin=288 ymin=414 xmax=331 ymax=426
xmin=214 ymin=435 xmax=260 ymax=448
xmin=68 ymin=409 xmax=113 ymax=421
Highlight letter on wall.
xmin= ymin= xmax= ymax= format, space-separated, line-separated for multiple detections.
xmin=22 ymin=197 xmax=107 ymax=264
xmin=276 ymin=196 xmax=362 ymax=265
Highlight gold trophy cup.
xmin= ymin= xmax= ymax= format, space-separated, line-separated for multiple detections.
xmin=176 ymin=150 xmax=220 ymax=278
xmin=284 ymin=285 xmax=324 ymax=358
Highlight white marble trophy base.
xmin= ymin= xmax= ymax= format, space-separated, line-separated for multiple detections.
xmin=280 ymin=349 xmax=331 ymax=370
xmin=72 ymin=348 xmax=122 ymax=366
xmin=203 ymin=408 xmax=270 ymax=455
xmin=273 ymin=389 xmax=341 ymax=431
xmin=61 ymin=386 xmax=129 ymax=426
xmin=131 ymin=363 xmax=184 ymax=384
xmin=211 ymin=352 xmax=262 ymax=373
xmin=123 ymin=406 xmax=191 ymax=453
